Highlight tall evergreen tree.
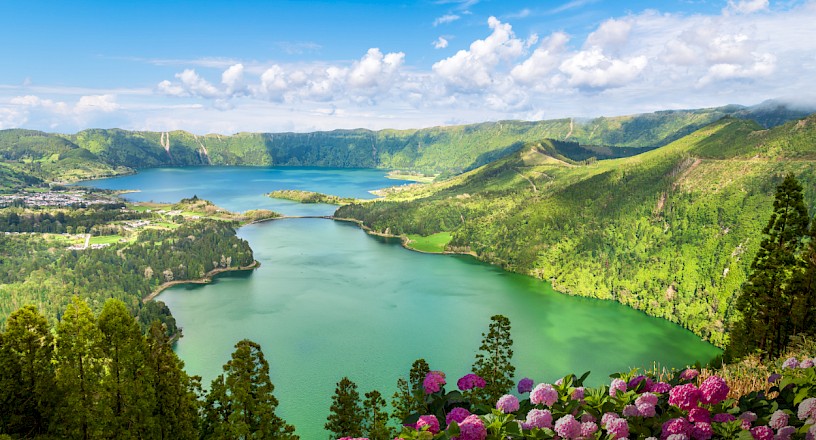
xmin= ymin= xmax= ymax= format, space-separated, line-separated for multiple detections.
xmin=391 ymin=358 xmax=431 ymax=425
xmin=97 ymin=298 xmax=156 ymax=439
xmin=325 ymin=377 xmax=363 ymax=439
xmin=54 ymin=297 xmax=105 ymax=440
xmin=202 ymin=339 xmax=296 ymax=440
xmin=472 ymin=315 xmax=515 ymax=405
xmin=0 ymin=305 xmax=57 ymax=437
xmin=728 ymin=174 xmax=810 ymax=359
xmin=390 ymin=378 xmax=411 ymax=425
xmin=790 ymin=216 xmax=816 ymax=338
xmin=362 ymin=390 xmax=392 ymax=440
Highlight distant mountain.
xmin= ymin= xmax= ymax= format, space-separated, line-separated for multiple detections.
xmin=0 ymin=101 xmax=812 ymax=183
xmin=336 ymin=114 xmax=816 ymax=347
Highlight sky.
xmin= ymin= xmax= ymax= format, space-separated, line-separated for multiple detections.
xmin=1 ymin=0 xmax=815 ymax=134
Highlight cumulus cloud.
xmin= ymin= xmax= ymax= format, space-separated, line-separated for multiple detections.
xmin=75 ymin=94 xmax=121 ymax=112
xmin=511 ymin=32 xmax=569 ymax=86
xmin=221 ymin=64 xmax=247 ymax=96
xmin=433 ymin=14 xmax=460 ymax=26
xmin=433 ymin=36 xmax=449 ymax=49
xmin=724 ymin=0 xmax=769 ymax=15
xmin=585 ymin=18 xmax=632 ymax=50
xmin=559 ymin=48 xmax=648 ymax=89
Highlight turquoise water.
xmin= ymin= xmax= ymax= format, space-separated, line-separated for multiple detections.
xmin=84 ymin=167 xmax=721 ymax=439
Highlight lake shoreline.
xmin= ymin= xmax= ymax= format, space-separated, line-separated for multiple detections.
xmin=331 ymin=216 xmax=478 ymax=257
xmin=143 ymin=260 xmax=261 ymax=302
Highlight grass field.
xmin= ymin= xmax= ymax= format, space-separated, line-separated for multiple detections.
xmin=89 ymin=234 xmax=126 ymax=245
xmin=405 ymin=232 xmax=453 ymax=253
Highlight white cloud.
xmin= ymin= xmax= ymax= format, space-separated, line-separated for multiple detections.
xmin=585 ymin=18 xmax=632 ymax=51
xmin=221 ymin=64 xmax=247 ymax=96
xmin=433 ymin=14 xmax=460 ymax=26
xmin=10 ymin=95 xmax=70 ymax=114
xmin=698 ymin=53 xmax=776 ymax=85
xmin=511 ymin=32 xmax=569 ymax=86
xmin=75 ymin=94 xmax=120 ymax=112
xmin=724 ymin=0 xmax=769 ymax=15
xmin=257 ymin=65 xmax=289 ymax=102
xmin=559 ymin=48 xmax=648 ymax=89
xmin=347 ymin=48 xmax=405 ymax=93
xmin=433 ymin=37 xmax=449 ymax=49
xmin=0 ymin=107 xmax=27 ymax=129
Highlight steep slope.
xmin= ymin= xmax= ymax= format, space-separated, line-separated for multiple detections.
xmin=336 ymin=115 xmax=816 ymax=346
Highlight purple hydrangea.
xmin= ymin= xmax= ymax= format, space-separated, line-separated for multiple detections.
xmin=740 ymin=411 xmax=758 ymax=430
xmin=782 ymin=357 xmax=799 ymax=369
xmin=623 ymin=404 xmax=640 ymax=417
xmin=496 ymin=394 xmax=520 ymax=413
xmin=417 ymin=415 xmax=440 ymax=434
xmin=662 ymin=417 xmax=692 ymax=438
xmin=517 ymin=377 xmax=534 ymax=394
xmin=712 ymin=413 xmax=736 ymax=423
xmin=750 ymin=426 xmax=773 ymax=440
xmin=769 ymin=410 xmax=789 ymax=429
xmin=423 ymin=371 xmax=446 ymax=394
xmin=768 ymin=373 xmax=782 ymax=384
xmin=699 ymin=375 xmax=729 ymax=405
xmin=554 ymin=414 xmax=582 ymax=439
xmin=525 ymin=409 xmax=553 ymax=429
xmin=669 ymin=383 xmax=702 ymax=410
xmin=457 ymin=373 xmax=486 ymax=391
xmin=530 ymin=383 xmax=559 ymax=407
xmin=776 ymin=426 xmax=796 ymax=440
xmin=610 ymin=378 xmax=627 ymax=396
xmin=454 ymin=415 xmax=487 ymax=440
xmin=691 ymin=422 xmax=713 ymax=440
xmin=580 ymin=413 xmax=596 ymax=423
xmin=798 ymin=397 xmax=816 ymax=424
xmin=446 ymin=407 xmax=471 ymax=426
xmin=581 ymin=421 xmax=598 ymax=438
xmin=688 ymin=407 xmax=711 ymax=424
xmin=571 ymin=386 xmax=585 ymax=400
xmin=606 ymin=417 xmax=629 ymax=439
xmin=629 ymin=375 xmax=654 ymax=391
xmin=680 ymin=368 xmax=700 ymax=381
xmin=801 ymin=358 xmax=815 ymax=368
xmin=650 ymin=382 xmax=672 ymax=394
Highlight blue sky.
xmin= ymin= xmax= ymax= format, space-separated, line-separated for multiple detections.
xmin=1 ymin=0 xmax=815 ymax=133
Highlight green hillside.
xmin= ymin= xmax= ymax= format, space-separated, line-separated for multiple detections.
xmin=336 ymin=115 xmax=816 ymax=347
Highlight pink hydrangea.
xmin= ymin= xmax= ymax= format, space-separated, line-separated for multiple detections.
xmin=454 ymin=415 xmax=487 ymax=440
xmin=446 ymin=407 xmax=471 ymax=425
xmin=691 ymin=422 xmax=713 ymax=440
xmin=776 ymin=426 xmax=796 ymax=440
xmin=637 ymin=402 xmax=657 ymax=418
xmin=623 ymin=404 xmax=640 ymax=417
xmin=610 ymin=378 xmax=627 ymax=396
xmin=712 ymin=413 xmax=736 ymax=423
xmin=457 ymin=373 xmax=486 ymax=391
xmin=581 ymin=421 xmax=598 ymax=438
xmin=801 ymin=359 xmax=815 ymax=368
xmin=740 ymin=411 xmax=757 ymax=430
xmin=581 ymin=413 xmax=596 ymax=423
xmin=662 ymin=417 xmax=692 ymax=439
xmin=699 ymin=376 xmax=729 ymax=405
xmin=517 ymin=377 xmax=534 ymax=394
xmin=554 ymin=414 xmax=582 ymax=439
xmin=601 ymin=412 xmax=620 ymax=427
xmin=666 ymin=435 xmax=690 ymax=440
xmin=530 ymin=383 xmax=559 ymax=407
xmin=798 ymin=397 xmax=816 ymax=424
xmin=782 ymin=357 xmax=799 ymax=369
xmin=525 ymin=409 xmax=553 ymax=429
xmin=769 ymin=410 xmax=789 ymax=429
xmin=417 ymin=415 xmax=440 ymax=434
xmin=809 ymin=425 xmax=816 ymax=440
xmin=750 ymin=426 xmax=773 ymax=440
xmin=496 ymin=394 xmax=520 ymax=413
xmin=606 ymin=417 xmax=630 ymax=439
xmin=651 ymin=382 xmax=672 ymax=394
xmin=688 ymin=407 xmax=711 ymax=424
xmin=629 ymin=375 xmax=654 ymax=391
xmin=423 ymin=371 xmax=446 ymax=394
xmin=669 ymin=383 xmax=701 ymax=410
xmin=637 ymin=392 xmax=659 ymax=406
xmin=681 ymin=369 xmax=700 ymax=380
xmin=571 ymin=386 xmax=585 ymax=400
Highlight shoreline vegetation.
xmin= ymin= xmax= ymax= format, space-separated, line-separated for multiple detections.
xmin=142 ymin=259 xmax=261 ymax=303
xmin=332 ymin=217 xmax=473 ymax=256
xmin=266 ymin=189 xmax=360 ymax=205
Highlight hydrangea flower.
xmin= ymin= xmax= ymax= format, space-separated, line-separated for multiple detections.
xmin=629 ymin=375 xmax=654 ymax=391
xmin=776 ymin=426 xmax=796 ymax=440
xmin=580 ymin=413 xmax=596 ymax=423
xmin=609 ymin=378 xmax=627 ymax=396
xmin=423 ymin=371 xmax=446 ymax=394
xmin=650 ymin=382 xmax=672 ymax=394
xmin=457 ymin=373 xmax=486 ymax=391
xmin=606 ymin=417 xmax=629 ymax=439
xmin=662 ymin=417 xmax=692 ymax=438
xmin=455 ymin=415 xmax=487 ymax=440
xmin=637 ymin=392 xmax=658 ymax=406
xmin=750 ymin=425 xmax=773 ymax=440
xmin=446 ymin=407 xmax=471 ymax=425
xmin=525 ymin=409 xmax=553 ymax=429
xmin=517 ymin=377 xmax=534 ymax=394
xmin=769 ymin=410 xmax=788 ymax=429
xmin=680 ymin=368 xmax=700 ymax=380
xmin=530 ymin=383 xmax=558 ymax=407
xmin=417 ymin=415 xmax=440 ymax=434
xmin=739 ymin=411 xmax=757 ymax=430
xmin=623 ymin=404 xmax=639 ymax=417
xmin=699 ymin=375 xmax=729 ymax=405
xmin=581 ymin=421 xmax=598 ymax=437
xmin=669 ymin=383 xmax=702 ymax=410
xmin=571 ymin=386 xmax=585 ymax=400
xmin=666 ymin=435 xmax=690 ymax=440
xmin=798 ymin=397 xmax=816 ymax=424
xmin=637 ymin=402 xmax=657 ymax=418
xmin=601 ymin=412 xmax=620 ymax=427
xmin=688 ymin=407 xmax=711 ymax=424
xmin=691 ymin=422 xmax=713 ymax=440
xmin=782 ymin=357 xmax=799 ymax=369
xmin=801 ymin=358 xmax=815 ymax=368
xmin=712 ymin=413 xmax=736 ymax=423
xmin=554 ymin=414 xmax=582 ymax=439
xmin=496 ymin=394 xmax=519 ymax=413
xmin=768 ymin=373 xmax=782 ymax=383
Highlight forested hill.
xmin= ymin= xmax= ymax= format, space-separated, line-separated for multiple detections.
xmin=336 ymin=114 xmax=816 ymax=347
xmin=0 ymin=102 xmax=811 ymax=186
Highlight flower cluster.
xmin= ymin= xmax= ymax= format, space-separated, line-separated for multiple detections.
xmin=423 ymin=370 xmax=446 ymax=394
xmin=457 ymin=373 xmax=486 ymax=391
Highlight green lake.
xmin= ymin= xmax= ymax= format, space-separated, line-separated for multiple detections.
xmin=84 ymin=166 xmax=721 ymax=439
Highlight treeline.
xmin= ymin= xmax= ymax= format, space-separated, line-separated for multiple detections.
xmin=337 ymin=116 xmax=816 ymax=347
xmin=0 ymin=299 xmax=296 ymax=439
xmin=0 ymin=219 xmax=255 ymax=333
xmin=0 ymin=204 xmax=145 ymax=234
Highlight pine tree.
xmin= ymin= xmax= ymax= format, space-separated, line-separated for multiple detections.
xmin=391 ymin=358 xmax=431 ymax=424
xmin=390 ymin=378 xmax=411 ymax=425
xmin=790 ymin=216 xmax=816 ymax=338
xmin=728 ymin=174 xmax=811 ymax=359
xmin=325 ymin=377 xmax=363 ymax=439
xmin=472 ymin=314 xmax=515 ymax=405
xmin=54 ymin=297 xmax=105 ymax=440
xmin=362 ymin=390 xmax=392 ymax=440
xmin=0 ymin=305 xmax=57 ymax=437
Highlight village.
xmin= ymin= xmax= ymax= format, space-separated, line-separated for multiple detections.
xmin=0 ymin=189 xmax=119 ymax=208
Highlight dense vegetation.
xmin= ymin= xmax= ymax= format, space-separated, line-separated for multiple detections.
xmin=337 ymin=115 xmax=816 ymax=347
xmin=267 ymin=189 xmax=358 ymax=206
xmin=0 ymin=300 xmax=296 ymax=439
xmin=0 ymin=203 xmax=142 ymax=233
xmin=0 ymin=218 xmax=255 ymax=334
